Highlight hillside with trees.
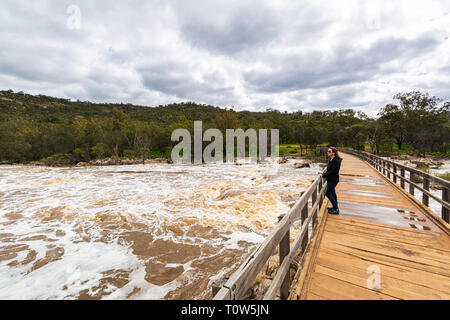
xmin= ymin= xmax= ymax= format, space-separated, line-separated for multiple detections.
xmin=0 ymin=89 xmax=448 ymax=165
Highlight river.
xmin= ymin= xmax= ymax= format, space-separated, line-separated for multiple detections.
xmin=0 ymin=160 xmax=320 ymax=299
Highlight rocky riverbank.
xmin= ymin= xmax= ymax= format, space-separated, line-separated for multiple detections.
xmin=3 ymin=157 xmax=169 ymax=167
xmin=389 ymin=154 xmax=445 ymax=167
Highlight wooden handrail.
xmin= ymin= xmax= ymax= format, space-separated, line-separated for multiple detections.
xmin=213 ymin=175 xmax=328 ymax=300
xmin=263 ymin=183 xmax=327 ymax=299
xmin=338 ymin=148 xmax=450 ymax=223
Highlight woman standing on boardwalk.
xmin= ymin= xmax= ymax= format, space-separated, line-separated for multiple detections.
xmin=319 ymin=147 xmax=342 ymax=215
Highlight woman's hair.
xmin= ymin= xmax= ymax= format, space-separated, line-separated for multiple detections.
xmin=329 ymin=147 xmax=342 ymax=159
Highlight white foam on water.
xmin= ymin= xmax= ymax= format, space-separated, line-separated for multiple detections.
xmin=0 ymin=160 xmax=320 ymax=299
xmin=0 ymin=239 xmax=138 ymax=299
xmin=223 ymin=231 xmax=266 ymax=250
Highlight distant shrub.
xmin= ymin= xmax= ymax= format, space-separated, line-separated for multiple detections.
xmin=91 ymin=142 xmax=111 ymax=159
xmin=123 ymin=149 xmax=137 ymax=159
xmin=437 ymin=172 xmax=450 ymax=182
xmin=40 ymin=153 xmax=74 ymax=166
xmin=415 ymin=163 xmax=429 ymax=172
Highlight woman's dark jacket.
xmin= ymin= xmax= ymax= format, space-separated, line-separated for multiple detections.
xmin=323 ymin=157 xmax=342 ymax=183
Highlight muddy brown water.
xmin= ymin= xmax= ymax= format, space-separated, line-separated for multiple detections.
xmin=0 ymin=161 xmax=320 ymax=299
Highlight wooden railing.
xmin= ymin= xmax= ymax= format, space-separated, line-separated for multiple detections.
xmin=338 ymin=148 xmax=450 ymax=224
xmin=213 ymin=175 xmax=328 ymax=300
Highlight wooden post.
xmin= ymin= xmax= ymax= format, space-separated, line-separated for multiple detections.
xmin=409 ymin=172 xmax=415 ymax=196
xmin=298 ymin=191 xmax=308 ymax=252
xmin=393 ymin=165 xmax=397 ymax=184
xmin=400 ymin=168 xmax=405 ymax=189
xmin=422 ymin=178 xmax=430 ymax=207
xmin=278 ymin=215 xmax=289 ymax=300
xmin=212 ymin=277 xmax=229 ymax=298
xmin=387 ymin=162 xmax=391 ymax=179
xmin=301 ymin=203 xmax=308 ymax=253
xmin=318 ymin=179 xmax=323 ymax=208
xmin=443 ymin=188 xmax=449 ymax=223
xmin=311 ymin=186 xmax=318 ymax=228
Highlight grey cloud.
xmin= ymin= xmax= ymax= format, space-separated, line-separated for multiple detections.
xmin=244 ymin=33 xmax=441 ymax=93
xmin=0 ymin=38 xmax=84 ymax=83
xmin=0 ymin=0 xmax=449 ymax=113
xmin=137 ymin=61 xmax=236 ymax=104
xmin=172 ymin=0 xmax=280 ymax=55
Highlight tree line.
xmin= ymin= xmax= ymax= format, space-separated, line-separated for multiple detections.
xmin=0 ymin=89 xmax=448 ymax=164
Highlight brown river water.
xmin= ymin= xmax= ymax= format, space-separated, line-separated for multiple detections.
xmin=0 ymin=160 xmax=320 ymax=299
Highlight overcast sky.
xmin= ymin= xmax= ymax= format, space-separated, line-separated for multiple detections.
xmin=0 ymin=1 xmax=449 ymax=116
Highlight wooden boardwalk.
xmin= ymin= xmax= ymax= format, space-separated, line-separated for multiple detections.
xmin=292 ymin=153 xmax=450 ymax=300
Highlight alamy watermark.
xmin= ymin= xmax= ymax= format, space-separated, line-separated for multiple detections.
xmin=66 ymin=4 xmax=81 ymax=30
xmin=171 ymin=121 xmax=280 ymax=167
xmin=366 ymin=264 xmax=381 ymax=290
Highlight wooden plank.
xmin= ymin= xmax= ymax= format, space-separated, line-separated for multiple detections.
xmin=305 ymin=292 xmax=328 ymax=300
xmin=326 ymin=215 xmax=446 ymax=242
xmin=321 ymin=230 xmax=450 ymax=267
xmin=326 ymin=215 xmax=438 ymax=237
xmin=334 ymin=208 xmax=441 ymax=233
xmin=321 ymin=232 xmax=450 ymax=271
xmin=313 ymin=264 xmax=450 ymax=299
xmin=321 ymin=240 xmax=450 ymax=277
xmin=324 ymin=222 xmax=450 ymax=251
xmin=307 ymin=272 xmax=397 ymax=300
xmin=337 ymin=195 xmax=418 ymax=208
xmin=317 ymin=248 xmax=450 ymax=294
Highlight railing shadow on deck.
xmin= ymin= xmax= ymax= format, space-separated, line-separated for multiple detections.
xmin=336 ymin=148 xmax=450 ymax=224
xmin=213 ymin=175 xmax=328 ymax=300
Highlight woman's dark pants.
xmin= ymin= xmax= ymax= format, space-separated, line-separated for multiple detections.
xmin=326 ymin=181 xmax=339 ymax=209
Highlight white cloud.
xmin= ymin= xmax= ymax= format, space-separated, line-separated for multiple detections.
xmin=0 ymin=0 xmax=449 ymax=115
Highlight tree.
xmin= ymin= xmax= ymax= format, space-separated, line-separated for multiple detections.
xmin=366 ymin=119 xmax=385 ymax=155
xmin=393 ymin=91 xmax=443 ymax=156
xmin=378 ymin=104 xmax=408 ymax=151
xmin=344 ymin=124 xmax=369 ymax=149
xmin=133 ymin=122 xmax=153 ymax=164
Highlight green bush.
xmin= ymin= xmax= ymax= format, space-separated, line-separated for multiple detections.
xmin=437 ymin=172 xmax=450 ymax=181
xmin=150 ymin=149 xmax=163 ymax=158
xmin=123 ymin=149 xmax=138 ymax=159
xmin=73 ymin=148 xmax=90 ymax=162
xmin=40 ymin=153 xmax=75 ymax=166
xmin=415 ymin=163 xmax=429 ymax=172
xmin=91 ymin=142 xmax=111 ymax=159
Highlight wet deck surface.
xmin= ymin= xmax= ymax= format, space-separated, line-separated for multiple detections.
xmin=296 ymin=153 xmax=450 ymax=300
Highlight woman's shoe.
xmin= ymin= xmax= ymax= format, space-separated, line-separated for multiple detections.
xmin=329 ymin=208 xmax=340 ymax=215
